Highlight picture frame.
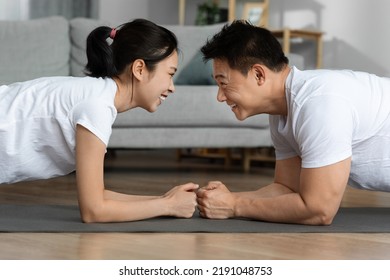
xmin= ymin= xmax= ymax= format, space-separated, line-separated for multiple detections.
xmin=242 ymin=1 xmax=269 ymax=27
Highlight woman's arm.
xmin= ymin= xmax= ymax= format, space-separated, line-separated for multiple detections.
xmin=75 ymin=125 xmax=198 ymax=223
xmin=103 ymin=190 xmax=156 ymax=201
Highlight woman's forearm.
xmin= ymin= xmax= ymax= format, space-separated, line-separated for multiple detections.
xmin=80 ymin=196 xmax=170 ymax=223
xmin=80 ymin=184 xmax=198 ymax=223
xmin=104 ymin=189 xmax=158 ymax=201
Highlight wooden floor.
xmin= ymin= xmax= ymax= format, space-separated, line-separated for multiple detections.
xmin=1 ymin=149 xmax=390 ymax=260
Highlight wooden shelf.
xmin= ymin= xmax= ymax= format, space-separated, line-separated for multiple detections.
xmin=177 ymin=147 xmax=275 ymax=172
xmin=271 ymin=28 xmax=324 ymax=68
xmin=178 ymin=0 xmax=268 ymax=25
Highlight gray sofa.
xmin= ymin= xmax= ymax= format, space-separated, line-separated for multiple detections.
xmin=0 ymin=16 xmax=279 ymax=170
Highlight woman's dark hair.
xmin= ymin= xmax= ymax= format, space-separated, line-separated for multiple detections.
xmin=201 ymin=20 xmax=288 ymax=75
xmin=85 ymin=19 xmax=178 ymax=78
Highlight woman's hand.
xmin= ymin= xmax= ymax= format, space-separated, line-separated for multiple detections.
xmin=163 ymin=183 xmax=198 ymax=218
xmin=196 ymin=181 xmax=235 ymax=219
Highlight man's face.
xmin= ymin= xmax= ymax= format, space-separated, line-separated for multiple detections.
xmin=212 ymin=58 xmax=261 ymax=120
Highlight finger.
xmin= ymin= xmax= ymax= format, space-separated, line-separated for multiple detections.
xmin=196 ymin=187 xmax=205 ymax=197
xmin=199 ymin=185 xmax=215 ymax=192
xmin=197 ymin=205 xmax=205 ymax=217
xmin=196 ymin=187 xmax=212 ymax=198
xmin=196 ymin=197 xmax=206 ymax=206
xmin=181 ymin=183 xmax=200 ymax=192
xmin=198 ymin=210 xmax=209 ymax=219
xmin=191 ymin=191 xmax=198 ymax=202
xmin=204 ymin=181 xmax=222 ymax=190
xmin=207 ymin=181 xmax=222 ymax=186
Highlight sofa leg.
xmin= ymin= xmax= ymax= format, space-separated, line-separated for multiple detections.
xmin=106 ymin=149 xmax=117 ymax=159
xmin=242 ymin=148 xmax=251 ymax=173
xmin=175 ymin=149 xmax=182 ymax=162
xmin=224 ymin=148 xmax=232 ymax=168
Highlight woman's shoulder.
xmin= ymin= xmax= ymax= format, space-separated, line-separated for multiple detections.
xmin=42 ymin=76 xmax=116 ymax=97
xmin=26 ymin=75 xmax=114 ymax=85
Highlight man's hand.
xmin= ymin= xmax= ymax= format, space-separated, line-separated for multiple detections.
xmin=196 ymin=181 xmax=235 ymax=219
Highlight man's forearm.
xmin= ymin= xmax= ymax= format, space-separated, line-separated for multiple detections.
xmin=237 ymin=183 xmax=295 ymax=198
xmin=233 ymin=186 xmax=328 ymax=225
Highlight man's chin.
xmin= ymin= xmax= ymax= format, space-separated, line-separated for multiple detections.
xmin=233 ymin=110 xmax=249 ymax=121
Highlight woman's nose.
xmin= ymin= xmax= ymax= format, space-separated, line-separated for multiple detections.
xmin=169 ymin=79 xmax=175 ymax=93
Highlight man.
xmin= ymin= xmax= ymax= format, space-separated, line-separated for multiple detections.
xmin=196 ymin=20 xmax=390 ymax=225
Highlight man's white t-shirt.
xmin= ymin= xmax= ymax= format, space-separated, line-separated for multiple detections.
xmin=0 ymin=76 xmax=117 ymax=184
xmin=270 ymin=67 xmax=390 ymax=191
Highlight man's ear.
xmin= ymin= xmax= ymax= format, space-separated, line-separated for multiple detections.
xmin=131 ymin=59 xmax=146 ymax=81
xmin=251 ymin=64 xmax=266 ymax=85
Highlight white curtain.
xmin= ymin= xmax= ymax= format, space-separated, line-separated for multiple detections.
xmin=29 ymin=0 xmax=99 ymax=19
xmin=0 ymin=0 xmax=99 ymax=21
xmin=0 ymin=0 xmax=29 ymax=20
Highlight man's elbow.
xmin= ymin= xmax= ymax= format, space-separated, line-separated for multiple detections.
xmin=313 ymin=212 xmax=334 ymax=225
xmin=307 ymin=205 xmax=338 ymax=225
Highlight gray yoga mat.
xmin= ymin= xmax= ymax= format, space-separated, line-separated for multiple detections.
xmin=0 ymin=204 xmax=389 ymax=233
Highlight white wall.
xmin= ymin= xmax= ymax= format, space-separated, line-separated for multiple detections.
xmin=98 ymin=0 xmax=149 ymax=26
xmin=98 ymin=0 xmax=390 ymax=77
xmin=269 ymin=0 xmax=390 ymax=76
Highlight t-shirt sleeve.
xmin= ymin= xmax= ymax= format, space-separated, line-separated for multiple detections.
xmin=70 ymin=99 xmax=117 ymax=146
xmin=269 ymin=115 xmax=299 ymax=160
xmin=296 ymin=95 xmax=355 ymax=168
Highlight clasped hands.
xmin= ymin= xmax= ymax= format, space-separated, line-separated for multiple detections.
xmin=164 ymin=181 xmax=235 ymax=219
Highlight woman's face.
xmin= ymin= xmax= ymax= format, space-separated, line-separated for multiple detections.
xmin=137 ymin=51 xmax=178 ymax=112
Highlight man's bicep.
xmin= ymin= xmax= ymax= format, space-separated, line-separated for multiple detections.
xmin=296 ymin=96 xmax=354 ymax=168
xmin=274 ymin=156 xmax=302 ymax=192
xmin=300 ymin=157 xmax=351 ymax=214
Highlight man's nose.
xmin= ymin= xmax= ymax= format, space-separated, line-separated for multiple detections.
xmin=216 ymin=88 xmax=226 ymax=102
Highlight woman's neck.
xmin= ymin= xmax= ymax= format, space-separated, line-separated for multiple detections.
xmin=113 ymin=75 xmax=135 ymax=113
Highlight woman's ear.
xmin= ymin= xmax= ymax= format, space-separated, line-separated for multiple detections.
xmin=251 ymin=64 xmax=266 ymax=85
xmin=131 ymin=59 xmax=146 ymax=81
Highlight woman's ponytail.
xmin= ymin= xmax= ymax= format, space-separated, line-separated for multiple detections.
xmin=85 ymin=26 xmax=117 ymax=78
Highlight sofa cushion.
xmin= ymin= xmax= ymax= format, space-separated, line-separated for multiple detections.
xmin=174 ymin=50 xmax=215 ymax=85
xmin=163 ymin=23 xmax=226 ymax=83
xmin=0 ymin=16 xmax=70 ymax=85
xmin=109 ymin=127 xmax=272 ymax=149
xmin=69 ymin=17 xmax=108 ymax=77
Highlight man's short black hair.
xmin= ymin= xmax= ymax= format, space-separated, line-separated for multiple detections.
xmin=201 ymin=20 xmax=289 ymax=75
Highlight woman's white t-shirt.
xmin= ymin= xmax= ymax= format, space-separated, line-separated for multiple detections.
xmin=0 ymin=76 xmax=117 ymax=184
xmin=270 ymin=67 xmax=390 ymax=191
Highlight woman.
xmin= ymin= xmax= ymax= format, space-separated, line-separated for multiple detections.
xmin=0 ymin=19 xmax=198 ymax=223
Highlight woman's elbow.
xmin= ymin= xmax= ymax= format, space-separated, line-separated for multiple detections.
xmin=79 ymin=205 xmax=105 ymax=223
